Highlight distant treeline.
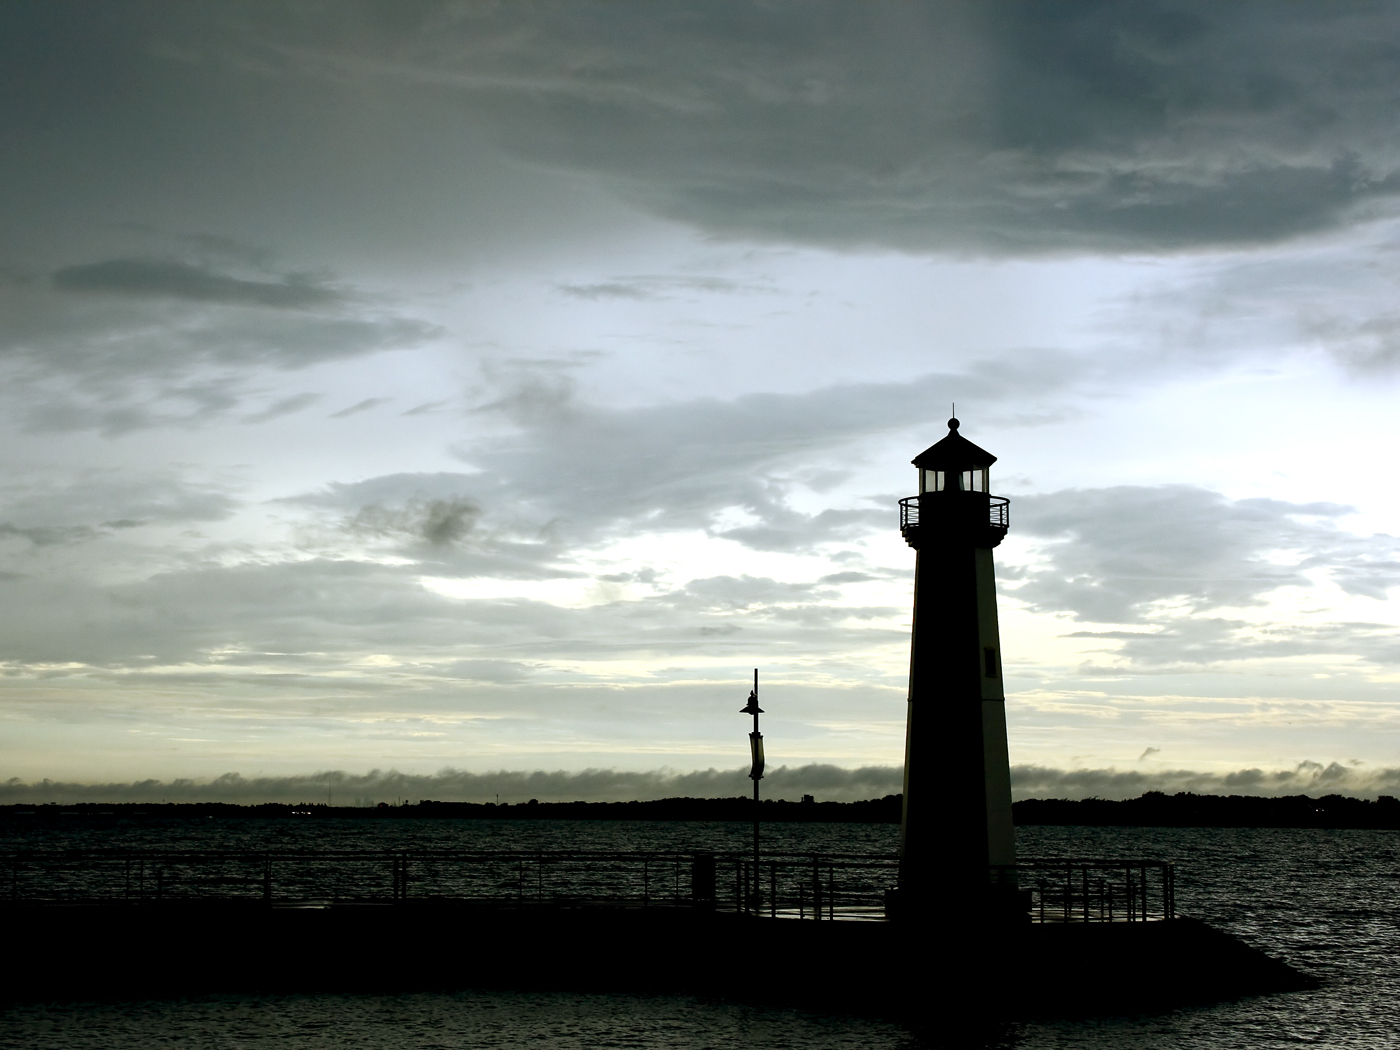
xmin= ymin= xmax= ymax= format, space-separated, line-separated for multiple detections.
xmin=6 ymin=792 xmax=1400 ymax=827
xmin=0 ymin=795 xmax=904 ymax=823
xmin=1015 ymin=791 xmax=1400 ymax=829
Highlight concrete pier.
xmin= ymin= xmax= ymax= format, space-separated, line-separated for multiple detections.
xmin=0 ymin=899 xmax=1315 ymax=1016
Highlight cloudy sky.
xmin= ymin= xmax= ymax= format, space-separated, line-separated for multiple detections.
xmin=4 ymin=0 xmax=1400 ymax=802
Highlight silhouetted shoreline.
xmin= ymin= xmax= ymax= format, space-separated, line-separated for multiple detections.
xmin=1015 ymin=791 xmax=1400 ymax=829
xmin=4 ymin=790 xmax=1400 ymax=827
xmin=0 ymin=795 xmax=903 ymax=822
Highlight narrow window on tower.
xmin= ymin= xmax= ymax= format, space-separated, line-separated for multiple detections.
xmin=984 ymin=647 xmax=998 ymax=678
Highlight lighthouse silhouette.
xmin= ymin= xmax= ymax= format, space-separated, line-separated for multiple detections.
xmin=896 ymin=416 xmax=1018 ymax=921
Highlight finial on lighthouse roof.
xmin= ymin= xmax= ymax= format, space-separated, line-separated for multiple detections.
xmin=948 ymin=417 xmax=959 ymax=431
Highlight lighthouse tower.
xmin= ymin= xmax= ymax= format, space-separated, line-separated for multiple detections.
xmin=897 ymin=417 xmax=1016 ymax=919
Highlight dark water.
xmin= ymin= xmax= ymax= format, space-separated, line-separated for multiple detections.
xmin=2 ymin=819 xmax=1397 ymax=1048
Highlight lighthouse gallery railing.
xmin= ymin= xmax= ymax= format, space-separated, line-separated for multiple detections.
xmin=899 ymin=494 xmax=1009 ymax=532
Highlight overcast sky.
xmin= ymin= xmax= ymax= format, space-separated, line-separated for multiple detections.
xmin=4 ymin=0 xmax=1400 ymax=802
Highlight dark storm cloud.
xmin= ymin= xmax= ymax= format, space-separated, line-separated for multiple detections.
xmin=53 ymin=259 xmax=342 ymax=309
xmin=150 ymin=0 xmax=1400 ymax=254
xmin=1008 ymin=485 xmax=1393 ymax=624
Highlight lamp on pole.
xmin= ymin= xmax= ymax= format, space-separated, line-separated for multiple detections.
xmin=740 ymin=668 xmax=764 ymax=908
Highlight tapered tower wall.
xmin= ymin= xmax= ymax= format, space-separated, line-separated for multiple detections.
xmin=897 ymin=425 xmax=1016 ymax=918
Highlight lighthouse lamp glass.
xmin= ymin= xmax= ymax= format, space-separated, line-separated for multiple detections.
xmin=922 ymin=468 xmax=988 ymax=493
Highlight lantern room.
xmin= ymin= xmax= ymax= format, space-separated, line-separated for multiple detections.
xmin=912 ymin=417 xmax=997 ymax=493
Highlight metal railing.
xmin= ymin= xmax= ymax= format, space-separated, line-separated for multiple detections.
xmin=899 ymin=494 xmax=1010 ymax=532
xmin=1 ymin=850 xmax=1171 ymax=922
xmin=727 ymin=853 xmax=898 ymax=921
xmin=1002 ymin=859 xmax=1175 ymax=923
xmin=2 ymin=849 xmax=701 ymax=907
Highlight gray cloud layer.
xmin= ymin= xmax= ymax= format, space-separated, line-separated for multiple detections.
xmin=1005 ymin=484 xmax=1400 ymax=667
xmin=3 ymin=2 xmax=1396 ymax=259
xmin=141 ymin=0 xmax=1400 ymax=253
xmin=1011 ymin=485 xmax=1377 ymax=623
xmin=53 ymin=259 xmax=343 ymax=310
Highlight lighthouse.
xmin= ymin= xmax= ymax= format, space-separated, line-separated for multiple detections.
xmin=897 ymin=417 xmax=1017 ymax=920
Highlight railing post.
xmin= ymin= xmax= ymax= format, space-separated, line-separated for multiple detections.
xmin=770 ymin=861 xmax=776 ymax=919
xmin=689 ymin=852 xmax=715 ymax=911
xmin=263 ymin=855 xmax=272 ymax=904
xmin=811 ymin=855 xmax=821 ymax=921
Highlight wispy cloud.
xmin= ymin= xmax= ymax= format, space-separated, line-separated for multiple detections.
xmin=242 ymin=392 xmax=321 ymax=424
xmin=329 ymin=397 xmax=392 ymax=419
xmin=54 ymin=259 xmax=343 ymax=310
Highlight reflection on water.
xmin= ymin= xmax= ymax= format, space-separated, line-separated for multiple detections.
xmin=2 ymin=820 xmax=1397 ymax=1048
xmin=0 ymin=814 xmax=898 ymax=856
xmin=0 ymin=990 xmax=920 ymax=1050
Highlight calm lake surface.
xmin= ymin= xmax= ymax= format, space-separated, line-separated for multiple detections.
xmin=2 ymin=818 xmax=1397 ymax=1048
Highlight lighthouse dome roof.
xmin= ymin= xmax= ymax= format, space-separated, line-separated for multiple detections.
xmin=911 ymin=418 xmax=997 ymax=469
